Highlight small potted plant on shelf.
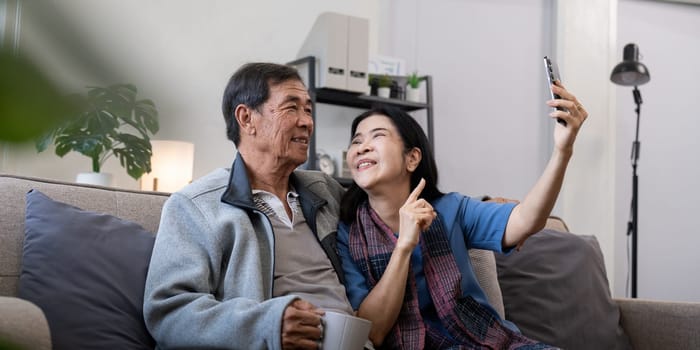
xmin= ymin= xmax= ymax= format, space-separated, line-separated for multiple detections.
xmin=406 ymin=71 xmax=424 ymax=102
xmin=36 ymin=84 xmax=159 ymax=186
xmin=376 ymin=74 xmax=393 ymax=98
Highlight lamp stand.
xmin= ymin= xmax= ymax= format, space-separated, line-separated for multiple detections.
xmin=628 ymin=86 xmax=642 ymax=298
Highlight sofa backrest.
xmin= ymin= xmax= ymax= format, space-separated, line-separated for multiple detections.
xmin=0 ymin=174 xmax=169 ymax=297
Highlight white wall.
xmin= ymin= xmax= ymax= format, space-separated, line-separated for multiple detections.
xmin=615 ymin=0 xmax=700 ymax=301
xmin=381 ymin=0 xmax=555 ymax=200
xmin=1 ymin=0 xmax=380 ymax=189
xmin=555 ymin=0 xmax=619 ymax=295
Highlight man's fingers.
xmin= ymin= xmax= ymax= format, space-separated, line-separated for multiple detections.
xmin=282 ymin=301 xmax=324 ymax=349
xmin=282 ymin=322 xmax=321 ymax=337
xmin=284 ymin=300 xmax=323 ymax=329
xmin=406 ymin=178 xmax=426 ymax=203
xmin=290 ymin=299 xmax=324 ymax=315
xmin=290 ymin=299 xmax=314 ymax=310
xmin=281 ymin=327 xmax=321 ymax=350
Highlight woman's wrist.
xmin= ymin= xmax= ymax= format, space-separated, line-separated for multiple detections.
xmin=551 ymin=147 xmax=573 ymax=164
xmin=393 ymin=243 xmax=415 ymax=257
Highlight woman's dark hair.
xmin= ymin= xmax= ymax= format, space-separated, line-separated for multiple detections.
xmin=221 ymin=62 xmax=303 ymax=146
xmin=339 ymin=106 xmax=443 ymax=223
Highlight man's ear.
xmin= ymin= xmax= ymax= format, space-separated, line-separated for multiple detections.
xmin=406 ymin=147 xmax=422 ymax=172
xmin=235 ymin=104 xmax=255 ymax=135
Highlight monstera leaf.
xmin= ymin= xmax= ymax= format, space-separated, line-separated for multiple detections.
xmin=36 ymin=84 xmax=159 ymax=180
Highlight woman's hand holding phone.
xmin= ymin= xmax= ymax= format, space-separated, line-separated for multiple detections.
xmin=544 ymin=56 xmax=567 ymax=126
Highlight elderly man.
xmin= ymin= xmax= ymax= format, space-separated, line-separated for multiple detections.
xmin=144 ymin=62 xmax=354 ymax=349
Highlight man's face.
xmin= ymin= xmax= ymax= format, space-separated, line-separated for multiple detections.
xmin=250 ymin=79 xmax=313 ymax=168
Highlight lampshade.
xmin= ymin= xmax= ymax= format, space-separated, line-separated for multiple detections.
xmin=140 ymin=140 xmax=194 ymax=192
xmin=610 ymin=43 xmax=650 ymax=86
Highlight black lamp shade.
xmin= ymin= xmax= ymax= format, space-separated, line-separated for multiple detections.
xmin=611 ymin=43 xmax=650 ymax=86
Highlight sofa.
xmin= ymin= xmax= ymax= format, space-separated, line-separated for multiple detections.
xmin=1 ymin=173 xmax=699 ymax=350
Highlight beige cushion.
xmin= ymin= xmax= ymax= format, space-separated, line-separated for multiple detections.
xmin=468 ymin=249 xmax=505 ymax=319
xmin=0 ymin=296 xmax=51 ymax=350
xmin=545 ymin=216 xmax=569 ymax=232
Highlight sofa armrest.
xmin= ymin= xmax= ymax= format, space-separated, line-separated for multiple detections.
xmin=0 ymin=296 xmax=51 ymax=350
xmin=616 ymin=297 xmax=700 ymax=350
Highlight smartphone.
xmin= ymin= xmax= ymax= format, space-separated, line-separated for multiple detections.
xmin=543 ymin=56 xmax=567 ymax=126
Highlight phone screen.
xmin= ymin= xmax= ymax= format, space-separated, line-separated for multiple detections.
xmin=543 ymin=56 xmax=567 ymax=125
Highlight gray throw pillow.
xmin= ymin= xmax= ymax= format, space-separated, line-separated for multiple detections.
xmin=495 ymin=229 xmax=632 ymax=350
xmin=19 ymin=190 xmax=156 ymax=350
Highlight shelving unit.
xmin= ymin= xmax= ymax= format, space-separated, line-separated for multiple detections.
xmin=287 ymin=56 xmax=434 ymax=185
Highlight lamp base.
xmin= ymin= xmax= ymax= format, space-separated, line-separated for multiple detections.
xmin=76 ymin=172 xmax=113 ymax=187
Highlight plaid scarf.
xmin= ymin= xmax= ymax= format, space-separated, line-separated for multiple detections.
xmin=348 ymin=201 xmax=556 ymax=350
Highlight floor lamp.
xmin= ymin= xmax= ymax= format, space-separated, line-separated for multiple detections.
xmin=610 ymin=43 xmax=650 ymax=298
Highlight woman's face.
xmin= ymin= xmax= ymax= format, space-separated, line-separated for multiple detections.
xmin=346 ymin=114 xmax=418 ymax=192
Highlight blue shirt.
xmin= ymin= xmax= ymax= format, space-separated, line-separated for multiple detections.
xmin=337 ymin=192 xmax=519 ymax=337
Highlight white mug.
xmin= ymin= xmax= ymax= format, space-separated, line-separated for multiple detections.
xmin=321 ymin=311 xmax=372 ymax=350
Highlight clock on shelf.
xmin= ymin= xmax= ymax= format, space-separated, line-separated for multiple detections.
xmin=316 ymin=151 xmax=335 ymax=177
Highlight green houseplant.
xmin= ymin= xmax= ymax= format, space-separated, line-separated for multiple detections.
xmin=406 ymin=71 xmax=424 ymax=89
xmin=377 ymin=74 xmax=393 ymax=88
xmin=376 ymin=74 xmax=393 ymax=98
xmin=36 ymin=84 xmax=159 ymax=180
xmin=405 ymin=71 xmax=424 ymax=102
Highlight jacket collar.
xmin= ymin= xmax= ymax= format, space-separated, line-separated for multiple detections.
xmin=220 ymin=152 xmax=256 ymax=211
xmin=293 ymin=172 xmax=326 ymax=234
xmin=220 ymin=153 xmax=327 ymax=221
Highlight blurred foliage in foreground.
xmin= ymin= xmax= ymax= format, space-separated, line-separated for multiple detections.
xmin=0 ymin=50 xmax=78 ymax=143
xmin=0 ymin=338 xmax=24 ymax=350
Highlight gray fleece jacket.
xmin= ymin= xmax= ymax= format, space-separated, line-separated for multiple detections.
xmin=143 ymin=153 xmax=346 ymax=349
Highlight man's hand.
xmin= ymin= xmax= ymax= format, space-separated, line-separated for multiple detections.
xmin=281 ymin=299 xmax=324 ymax=350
